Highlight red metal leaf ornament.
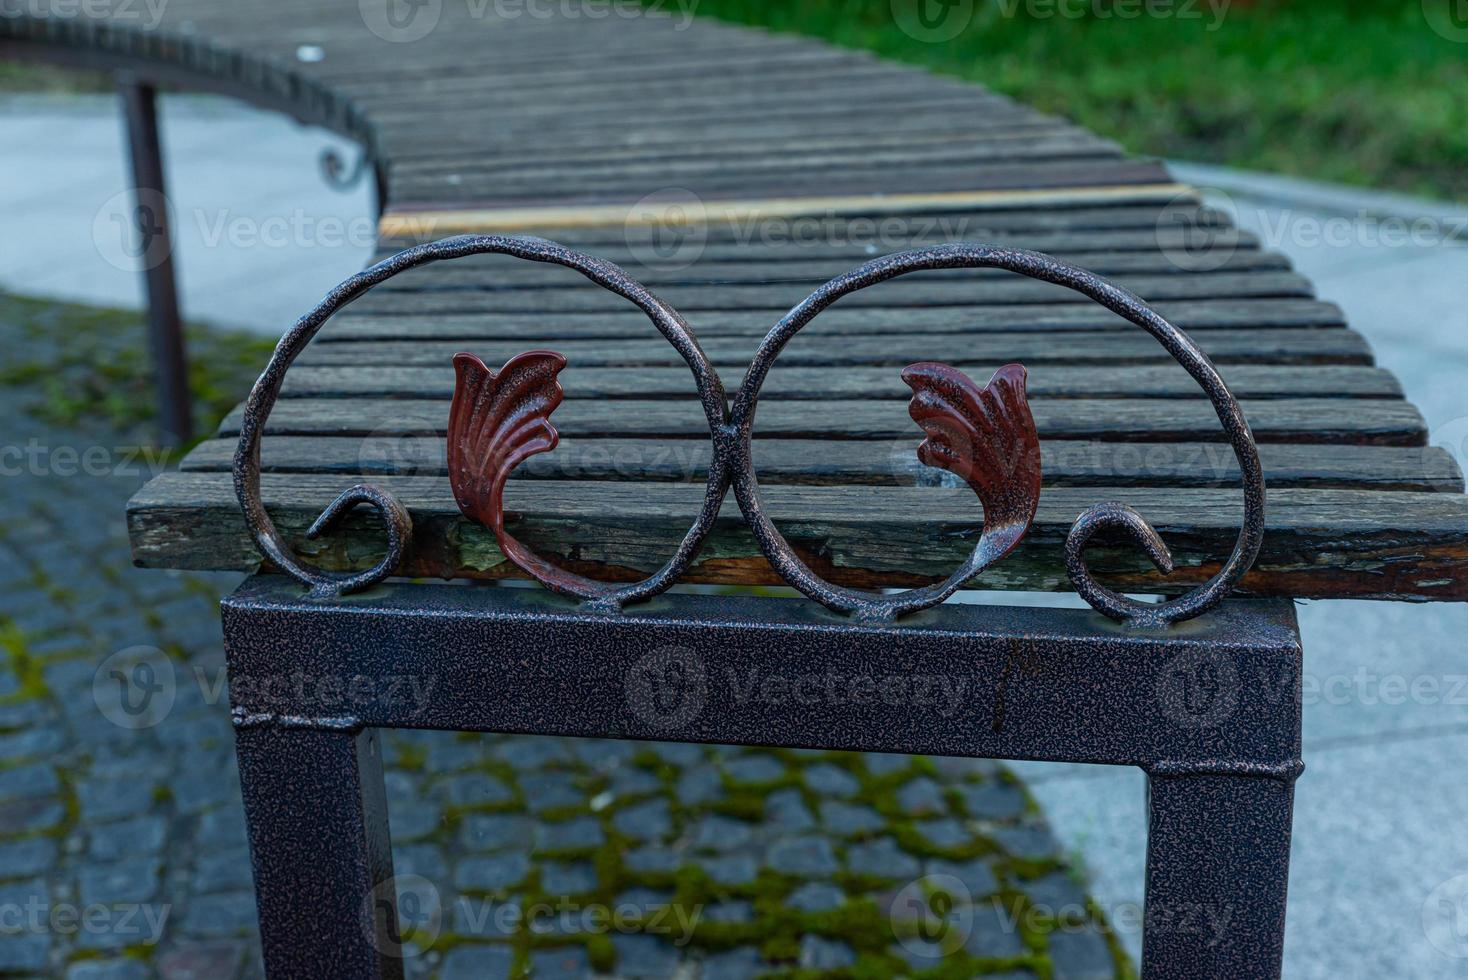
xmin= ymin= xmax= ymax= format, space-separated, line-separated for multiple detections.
xmin=901 ymin=362 xmax=1043 ymax=563
xmin=448 ymin=350 xmax=569 ymax=582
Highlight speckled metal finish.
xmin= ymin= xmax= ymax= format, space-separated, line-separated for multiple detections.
xmin=223 ymin=576 xmax=1302 ymax=979
xmin=236 ymin=238 xmax=1267 ymax=625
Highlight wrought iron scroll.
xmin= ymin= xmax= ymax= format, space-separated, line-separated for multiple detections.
xmin=730 ymin=244 xmax=1266 ymax=627
xmin=235 ymin=238 xmax=1265 ymax=627
xmin=232 ymin=234 xmax=730 ymax=606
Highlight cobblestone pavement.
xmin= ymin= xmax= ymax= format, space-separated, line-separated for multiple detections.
xmin=0 ymin=298 xmax=1125 ymax=978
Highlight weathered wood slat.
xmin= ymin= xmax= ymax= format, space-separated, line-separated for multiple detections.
xmin=275 ymin=364 xmax=1401 ymax=401
xmin=366 ymin=250 xmax=1288 ymax=291
xmin=125 ymin=472 xmax=1468 ymax=603
xmin=324 ymin=299 xmax=1343 ymax=342
xmin=375 ymin=228 xmax=1260 ymax=264
xmin=216 ymin=397 xmax=1426 ymax=446
xmin=347 ymin=273 xmax=1314 ymax=315
xmin=291 ymin=329 xmax=1374 ymax=368
xmin=178 ymin=436 xmax=1463 ymax=494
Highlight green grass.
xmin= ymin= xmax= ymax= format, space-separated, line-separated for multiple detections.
xmin=667 ymin=0 xmax=1468 ymax=202
xmin=0 ymin=61 xmax=109 ymax=93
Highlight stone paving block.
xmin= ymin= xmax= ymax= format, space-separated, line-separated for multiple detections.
xmin=820 ymin=800 xmax=884 ymax=837
xmin=439 ymin=943 xmax=514 ymax=980
xmin=494 ymin=736 xmax=572 ymax=769
xmin=926 ymin=858 xmax=1000 ymax=899
xmin=533 ymin=816 xmax=603 ymax=852
xmin=0 ymin=932 xmax=51 ymax=972
xmin=452 ymin=896 xmax=521 ymax=939
xmin=437 ymin=773 xmax=514 ymax=808
xmin=78 ymin=857 xmax=161 ymax=906
xmin=0 ymin=760 xmax=61 ymax=800
xmin=193 ymin=849 xmax=254 ymax=895
xmin=723 ymin=753 xmax=785 ymax=784
xmin=171 ymin=758 xmax=238 ymax=815
xmin=455 ymin=853 xmax=531 ymax=893
xmin=674 ymin=766 xmax=722 ymax=805
xmin=0 ymin=721 xmax=64 ymax=760
xmin=764 ymin=787 xmax=815 ymax=832
xmin=520 ymin=772 xmax=586 ymax=813
xmin=0 ymin=795 xmax=67 ymax=834
xmin=845 ymin=837 xmax=922 ymax=880
xmin=608 ymin=766 xmax=662 ymax=798
xmin=956 ymin=780 xmax=1029 ymax=821
xmin=529 ymin=944 xmax=591 ymax=978
xmin=800 ymin=934 xmax=856 ymax=968
xmin=895 ymin=776 xmax=948 ymax=816
xmin=1026 ymin=873 xmax=1091 ymax=921
xmin=612 ymin=799 xmax=672 ymax=842
xmin=66 ymin=958 xmax=152 ymax=980
xmin=612 ymin=933 xmax=681 ymax=978
xmin=540 ymin=860 xmax=597 ymax=896
xmin=690 ymin=813 xmax=754 ymax=852
xmin=766 ymin=835 xmax=839 ymax=878
xmin=0 ymin=836 xmax=58 ymax=880
xmin=915 ymin=817 xmax=970 ymax=850
xmin=703 ymin=852 xmax=759 ymax=886
xmin=804 ymin=762 xmax=857 ymax=798
xmin=1046 ymin=924 xmax=1115 ymax=979
xmin=786 ymin=881 xmax=845 ymax=912
xmin=391 ymin=842 xmax=447 ymax=884
xmin=181 ymin=891 xmax=259 ymax=939
xmin=459 ymin=813 xmax=533 ymax=852
xmin=965 ymin=899 xmax=1028 ymax=961
xmin=88 ymin=814 xmax=168 ymax=863
xmin=624 ymin=846 xmax=679 ymax=875
xmin=78 ymin=776 xmax=158 ymax=823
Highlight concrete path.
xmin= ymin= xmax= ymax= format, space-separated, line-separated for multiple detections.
xmin=1011 ymin=162 xmax=1468 ymax=979
xmin=0 ymin=94 xmax=374 ymax=334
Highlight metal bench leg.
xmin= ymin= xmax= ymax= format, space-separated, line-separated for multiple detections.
xmin=118 ymin=75 xmax=192 ymax=447
xmin=234 ymin=724 xmax=403 ymax=979
xmin=1141 ymin=770 xmax=1297 ymax=979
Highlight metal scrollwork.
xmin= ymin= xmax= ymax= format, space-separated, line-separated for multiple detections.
xmin=235 ymin=238 xmax=1265 ymax=626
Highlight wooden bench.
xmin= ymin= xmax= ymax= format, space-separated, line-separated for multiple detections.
xmin=8 ymin=1 xmax=1468 ymax=977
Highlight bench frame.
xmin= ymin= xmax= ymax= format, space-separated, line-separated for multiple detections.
xmin=224 ymin=575 xmax=1302 ymax=978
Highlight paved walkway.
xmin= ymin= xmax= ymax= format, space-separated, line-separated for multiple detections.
xmin=0 ymin=97 xmax=1110 ymax=980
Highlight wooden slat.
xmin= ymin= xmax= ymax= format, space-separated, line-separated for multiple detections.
xmin=377 ymin=184 xmax=1194 ymax=236
xmin=213 ymin=396 xmax=1426 ymax=446
xmin=275 ymin=364 xmax=1402 ymax=401
xmin=126 ymin=472 xmax=1468 ymax=603
xmin=290 ymin=330 xmax=1375 ymax=368
xmin=323 ymin=299 xmax=1345 ymax=342
xmin=178 ymin=436 xmax=1464 ymax=494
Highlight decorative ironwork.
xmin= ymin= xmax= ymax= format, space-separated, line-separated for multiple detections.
xmin=319 ymin=145 xmax=368 ymax=191
xmin=233 ymin=233 xmax=731 ymax=608
xmin=235 ymin=237 xmax=1266 ymax=626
